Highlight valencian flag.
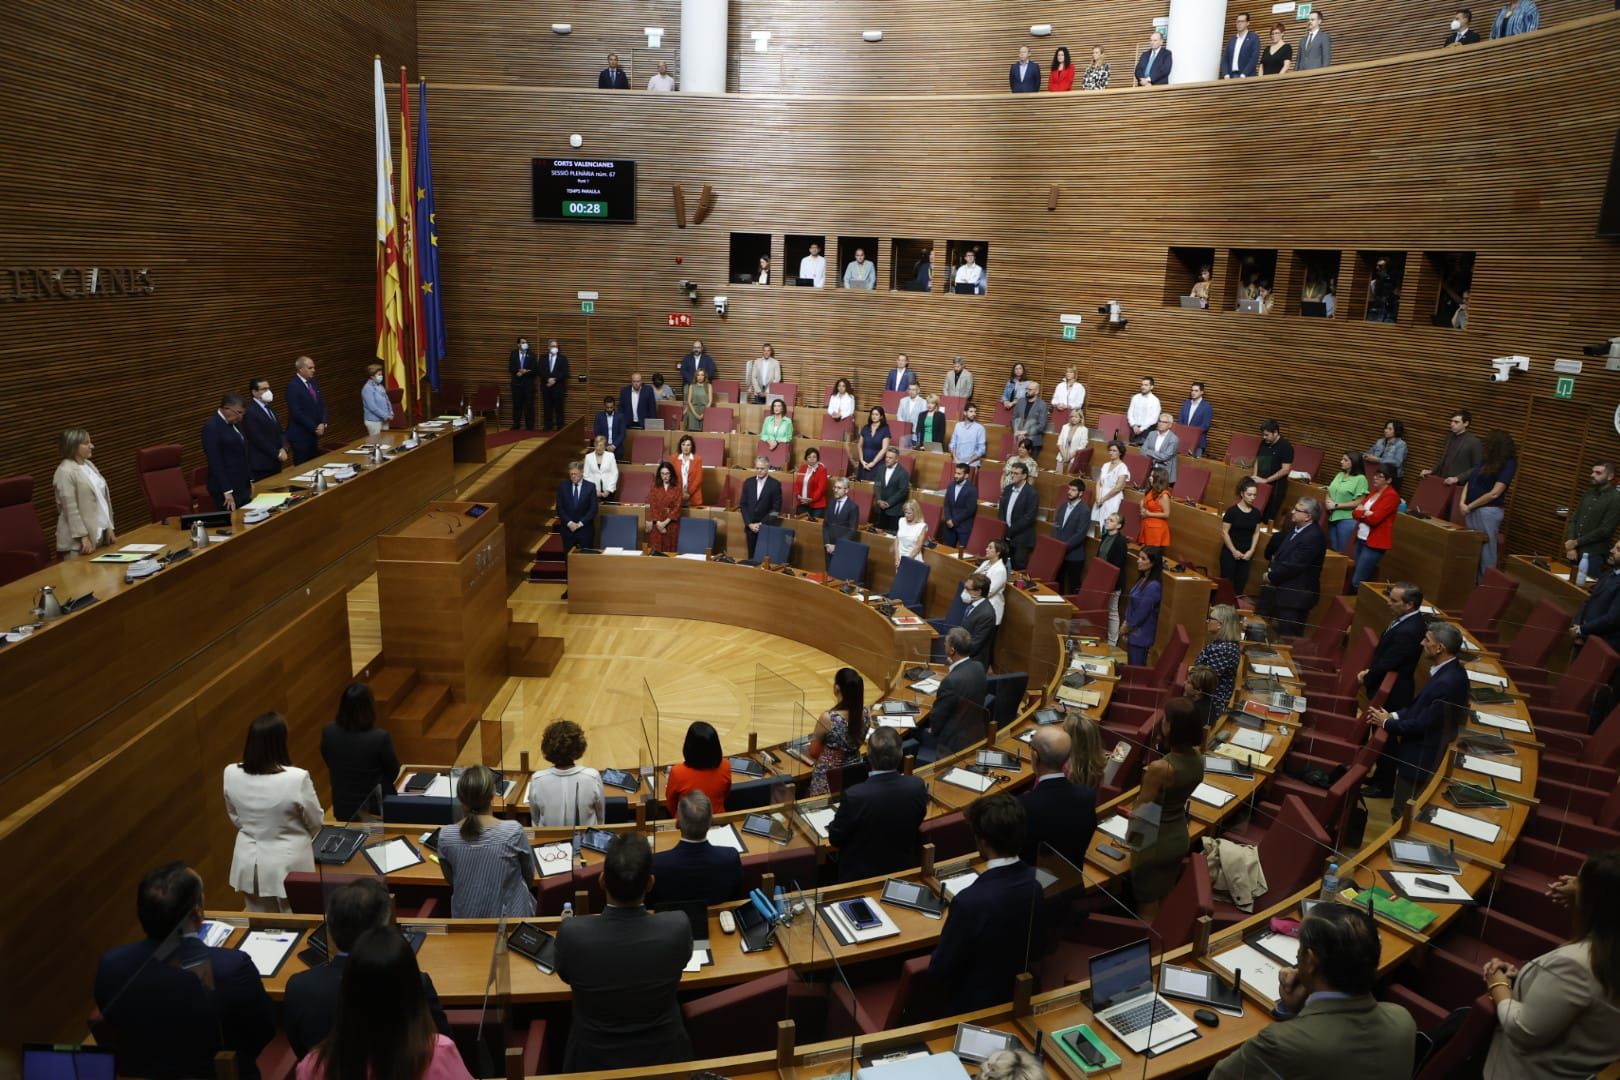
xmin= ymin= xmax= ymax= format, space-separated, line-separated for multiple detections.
xmin=414 ymin=80 xmax=445 ymax=394
xmin=373 ymin=57 xmax=407 ymax=396
xmin=398 ymin=66 xmax=424 ymax=412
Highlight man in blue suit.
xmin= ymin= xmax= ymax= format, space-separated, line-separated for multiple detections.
xmin=1573 ymin=538 xmax=1620 ymax=650
xmin=678 ymin=339 xmax=717 ymax=388
xmin=1053 ymin=479 xmax=1092 ymax=595
xmin=95 ymin=862 xmax=275 ymax=1080
xmin=1020 ymin=727 xmax=1096 ymax=866
xmin=940 ymin=463 xmax=979 ymax=549
xmin=1258 ymin=498 xmax=1327 ymax=636
xmin=827 ymin=728 xmax=928 ymax=882
xmin=285 ymin=355 xmax=328 ymax=463
xmin=1368 ymin=622 xmax=1470 ymax=814
xmin=822 ymin=477 xmax=861 ymax=564
xmin=242 ymin=378 xmax=288 ymax=481
xmin=738 ymin=456 xmax=783 ymax=560
xmin=649 ymin=791 xmax=744 ymax=905
xmin=593 ymin=395 xmax=626 ymax=458
xmin=202 ymin=393 xmax=253 ymax=512
xmin=620 ymin=372 xmax=657 ymax=430
xmin=1000 ymin=462 xmax=1039 ymax=569
xmin=928 ymin=794 xmax=1045 ymax=1013
xmin=1176 ymin=381 xmax=1213 ymax=457
xmin=1009 ymin=46 xmax=1041 ymax=92
xmin=556 ymin=462 xmax=599 ymax=555
xmin=597 ymin=53 xmax=630 ymax=89
xmin=1135 ymin=32 xmax=1173 ymax=85
xmin=1220 ymin=12 xmax=1260 ymax=78
xmin=884 ymin=354 xmax=918 ymax=394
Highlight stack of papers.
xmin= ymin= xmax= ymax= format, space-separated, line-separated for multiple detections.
xmin=1214 ymin=743 xmax=1273 ymax=769
xmin=1190 ymin=783 xmax=1236 ymax=808
xmin=1072 ymin=657 xmax=1115 ymax=677
xmin=940 ymin=768 xmax=995 ymax=793
xmin=908 ymin=677 xmax=941 ymax=694
xmin=1472 ymin=711 xmax=1531 ymax=733
xmin=801 ymin=807 xmax=837 ymax=840
xmin=1230 ymin=729 xmax=1273 ymax=752
xmin=1032 ymin=594 xmax=1068 ymax=605
xmin=1459 ymin=754 xmax=1522 ymax=783
xmin=1251 ymin=663 xmax=1295 ymax=679
xmin=122 ymin=544 xmax=166 ymax=554
xmin=602 ymin=547 xmax=643 ymax=556
xmin=1209 ymin=943 xmax=1285 ymax=1003
xmin=1426 ymin=806 xmax=1501 ymax=843
xmin=1466 ymin=669 xmax=1509 ymax=688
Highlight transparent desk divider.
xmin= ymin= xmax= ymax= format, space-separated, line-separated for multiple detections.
xmin=753 ymin=663 xmax=804 ymax=753
xmin=640 ymin=677 xmax=661 ymax=806
xmin=482 ymin=711 xmax=514 ymax=773
xmin=474 ymin=914 xmax=511 ymax=1076
xmin=776 ymin=880 xmax=860 ymax=1078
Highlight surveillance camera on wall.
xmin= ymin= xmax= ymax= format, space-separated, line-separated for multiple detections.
xmin=1095 ymin=301 xmax=1126 ymax=327
xmin=714 ymin=295 xmax=728 ymax=316
xmin=1488 ymin=355 xmax=1530 ymax=382
xmin=1581 ymin=337 xmax=1620 ymax=364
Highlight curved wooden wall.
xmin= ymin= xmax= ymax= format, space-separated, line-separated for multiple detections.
xmin=418 ymin=0 xmax=1617 ymax=93
xmin=421 ymin=13 xmax=1620 ymax=557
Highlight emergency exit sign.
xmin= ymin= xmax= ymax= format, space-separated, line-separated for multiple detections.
xmin=667 ymin=313 xmax=693 ymax=328
xmin=580 ymin=300 xmax=595 ymax=314
xmin=1061 ymin=325 xmax=1078 ymax=340
xmin=1555 ymin=376 xmax=1574 ymax=399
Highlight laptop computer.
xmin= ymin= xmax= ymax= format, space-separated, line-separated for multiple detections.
xmin=1300 ymin=300 xmax=1328 ymax=317
xmin=1236 ymin=298 xmax=1263 ymax=314
xmin=952 ymin=282 xmax=978 ymax=295
xmin=1178 ymin=295 xmax=1203 ymax=308
xmin=642 ymin=417 xmax=665 ymax=431
xmin=1088 ymin=939 xmax=1198 ymax=1053
xmin=795 ymin=277 xmax=815 ymax=287
xmin=659 ymin=898 xmax=713 ymax=967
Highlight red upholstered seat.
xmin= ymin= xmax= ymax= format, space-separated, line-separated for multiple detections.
xmin=135 ymin=444 xmax=194 ymax=522
xmin=0 ymin=475 xmax=51 ymax=583
xmin=188 ymin=466 xmax=215 ymax=512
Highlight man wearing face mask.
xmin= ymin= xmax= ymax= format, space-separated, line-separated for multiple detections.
xmin=1444 ymin=7 xmax=1481 ymax=45
xmin=361 ymin=363 xmax=393 ymax=437
xmin=242 ymin=378 xmax=289 ymax=481
xmin=510 ymin=337 xmax=537 ymax=431
xmin=541 ymin=338 xmax=570 ymax=431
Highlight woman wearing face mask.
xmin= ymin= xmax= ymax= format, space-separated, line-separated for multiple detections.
xmin=361 ymin=363 xmax=393 ymax=437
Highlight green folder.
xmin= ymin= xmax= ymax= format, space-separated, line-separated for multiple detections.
xmin=1053 ymin=1024 xmax=1122 ymax=1073
xmin=1342 ymin=885 xmax=1438 ymax=932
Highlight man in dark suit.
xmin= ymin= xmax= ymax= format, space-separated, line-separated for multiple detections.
xmin=509 ymin=337 xmax=538 ymax=431
xmin=1134 ymin=32 xmax=1172 ymax=85
xmin=556 ymin=834 xmax=693 ymax=1072
xmin=914 ymin=627 xmax=990 ymax=762
xmin=556 ymin=462 xmax=599 ymax=554
xmin=960 ymin=574 xmax=998 ymax=670
xmin=1358 ymin=581 xmax=1430 ymax=798
xmin=823 ymin=477 xmax=861 ymax=565
xmin=1220 ymin=12 xmax=1261 ymax=77
xmin=738 ymin=456 xmax=782 ymax=560
xmin=597 ymin=53 xmax=630 ymax=89
xmin=242 ymin=378 xmax=288 ymax=481
xmin=94 ymin=862 xmax=275 ymax=1080
xmin=1258 ymin=498 xmax=1327 ymax=636
xmin=1444 ymin=7 xmax=1482 ymax=45
xmin=649 ymin=791 xmax=744 ymax=905
xmin=1020 ymin=727 xmax=1097 ymax=866
xmin=928 ymin=794 xmax=1045 ymax=1014
xmin=872 ymin=446 xmax=910 ymax=534
xmin=282 ymin=879 xmax=450 ymax=1057
xmin=1000 ymin=462 xmax=1038 ymax=569
xmin=202 ymin=393 xmax=253 ymax=512
xmin=1573 ymin=539 xmax=1620 ymax=650
xmin=620 ymin=372 xmax=657 ymax=429
xmin=1009 ymin=46 xmax=1041 ymax=92
xmin=1296 ymin=10 xmax=1332 ymax=70
xmin=285 ymin=354 xmax=328 ymax=464
xmin=1368 ymin=622 xmax=1471 ymax=814
xmin=1053 ymin=479 xmax=1092 ymax=595
xmin=593 ymin=395 xmax=626 ymax=457
xmin=678 ymin=339 xmax=717 ymax=388
xmin=940 ymin=463 xmax=979 ymax=549
xmin=884 ymin=354 xmax=918 ymax=393
xmin=827 ymin=728 xmax=928 ymax=882
xmin=541 ymin=338 xmax=569 ymax=431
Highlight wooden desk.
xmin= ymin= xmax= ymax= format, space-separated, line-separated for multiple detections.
xmin=1381 ymin=512 xmax=1485 ymax=610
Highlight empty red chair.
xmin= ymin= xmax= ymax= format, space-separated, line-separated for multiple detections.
xmin=187 ymin=466 xmax=215 ymax=512
xmin=1025 ymin=535 xmax=1066 ymax=590
xmin=890 ymin=420 xmax=913 ymax=447
xmin=1250 ymin=481 xmax=1273 ymax=515
xmin=1124 ymin=454 xmax=1151 ymax=487
xmin=818 ymin=445 xmax=851 ymax=478
xmin=1304 ymin=625 xmax=1378 ymax=712
xmin=848 ymin=487 xmax=874 ymax=525
xmin=992 ymin=399 xmax=1015 ymax=427
xmin=1173 ymin=466 xmax=1210 ymax=504
xmin=629 ymin=434 xmax=665 ymax=465
xmin=709 ymin=378 xmax=741 ymax=403
xmin=756 ymin=440 xmax=790 ymax=469
xmin=1069 ymin=558 xmax=1121 ymax=612
xmin=1094 ymin=412 xmax=1131 ymax=446
xmin=470 ymin=383 xmax=501 ymax=428
xmin=701 ymin=406 xmax=735 ymax=433
xmin=1119 ymin=499 xmax=1142 ymax=541
xmin=918 ymin=500 xmax=942 ymax=539
xmin=1448 ymin=567 xmax=1517 ymax=642
xmin=1225 ymin=433 xmax=1261 ymax=468
xmin=617 ymin=471 xmax=654 ymax=505
xmin=1525 ymin=636 xmax=1619 ymax=733
xmin=682 ymin=971 xmax=794 ymax=1059
xmin=963 ymin=517 xmax=1005 ymax=557
xmin=1210 ymin=795 xmax=1331 ymax=928
xmin=387 ymin=387 xmax=409 ymax=430
xmin=767 ymin=382 xmax=797 ymax=408
xmin=1098 ymin=714 xmax=1158 ymax=804
xmin=940 ymin=395 xmax=967 ymax=421
xmin=822 ymin=416 xmax=854 ymax=442
xmin=937 ymin=457 xmax=958 ymax=488
xmin=657 ymin=403 xmax=683 ymax=430
xmin=1410 ymin=474 xmax=1456 ymax=518
xmin=881 ymin=390 xmax=905 ymax=416
xmin=1500 ymin=599 xmax=1570 ymax=683
xmin=1052 ymin=856 xmax=1213 ymax=983
xmin=1120 ymin=624 xmax=1189 ymax=689
xmin=1293 ymin=597 xmax=1355 ymax=671
xmin=693 ymin=435 xmax=727 ymax=464
xmin=135 ymin=445 xmax=194 ymax=522
xmin=1066 ymin=446 xmax=1094 ymax=476
xmin=996 ymin=430 xmax=1020 ymax=461
xmin=0 ymin=476 xmax=51 ymax=584
xmin=1291 ymin=445 xmax=1324 ymax=480
xmin=436 ymin=378 xmax=467 ymax=410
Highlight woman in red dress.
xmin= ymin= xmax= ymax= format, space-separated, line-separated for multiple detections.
xmin=675 ymin=433 xmax=703 ymax=508
xmin=1139 ymin=466 xmax=1172 ymax=549
xmin=795 ymin=446 xmax=828 ymax=520
xmin=647 ymin=461 xmax=681 ymax=553
xmin=1048 ymin=46 xmax=1076 ymax=92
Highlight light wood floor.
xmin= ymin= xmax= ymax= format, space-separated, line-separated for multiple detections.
xmin=348 ymin=576 xmax=845 ymax=771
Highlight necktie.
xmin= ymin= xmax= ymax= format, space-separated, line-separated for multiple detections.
xmin=574 ymin=484 xmax=580 ymax=502
xmin=836 ymin=498 xmax=845 ymax=517
xmin=306 ymin=379 xmax=317 ymax=399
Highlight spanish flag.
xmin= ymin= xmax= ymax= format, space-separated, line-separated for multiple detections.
xmin=373 ymin=57 xmax=407 ymax=396
xmin=398 ymin=66 xmax=425 ymax=413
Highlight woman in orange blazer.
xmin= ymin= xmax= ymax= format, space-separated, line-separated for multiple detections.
xmin=675 ymin=433 xmax=704 ymax=508
xmin=1350 ymin=463 xmax=1400 ymax=588
xmin=1139 ymin=466 xmax=1172 ymax=549
xmin=665 ymin=721 xmax=731 ymax=816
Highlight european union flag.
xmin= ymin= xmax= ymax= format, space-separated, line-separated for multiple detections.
xmin=414 ymin=80 xmax=446 ymax=393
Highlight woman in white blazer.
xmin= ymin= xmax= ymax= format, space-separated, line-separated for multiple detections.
xmin=223 ymin=712 xmax=324 ymax=912
xmin=582 ymin=435 xmax=618 ymax=499
xmin=53 ymin=429 xmax=116 ymax=556
xmin=976 ymin=538 xmax=1011 ymax=625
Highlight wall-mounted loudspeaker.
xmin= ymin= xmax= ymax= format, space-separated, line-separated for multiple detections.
xmin=1048 ymin=185 xmax=1060 ymax=211
xmin=672 ymin=184 xmax=687 ymax=229
xmin=693 ymin=185 xmax=716 ymax=225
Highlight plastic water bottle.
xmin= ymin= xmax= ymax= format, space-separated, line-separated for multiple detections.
xmin=560 ymin=902 xmax=574 ymax=921
xmin=1320 ymin=862 xmax=1341 ymax=902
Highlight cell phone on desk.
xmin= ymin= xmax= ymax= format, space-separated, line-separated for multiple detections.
xmin=842 ymin=899 xmax=882 ymax=930
xmin=1096 ymin=844 xmax=1126 ymax=861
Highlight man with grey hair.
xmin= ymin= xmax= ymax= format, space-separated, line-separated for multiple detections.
xmin=914 ymin=625 xmax=990 ymax=762
xmin=873 ymin=445 xmax=910 ymax=533
xmin=1258 ymin=496 xmax=1326 ymax=636
xmin=823 ymin=475 xmax=860 ymax=559
xmin=556 ymin=461 xmax=598 ymax=556
xmin=827 ymin=727 xmax=928 ymax=882
xmin=1019 ymin=727 xmax=1096 ymax=865
xmin=737 ymin=455 xmax=781 ymax=560
xmin=1367 ymin=621 xmax=1470 ymax=814
xmin=648 ymin=790 xmax=743 ymax=905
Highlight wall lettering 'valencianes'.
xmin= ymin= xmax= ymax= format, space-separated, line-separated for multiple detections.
xmin=1 ymin=267 xmax=155 ymax=300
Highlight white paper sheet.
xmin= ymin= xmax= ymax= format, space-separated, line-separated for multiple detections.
xmin=1389 ymin=871 xmax=1472 ymax=901
xmin=1252 ymin=931 xmax=1301 ymax=965
xmin=1191 ymin=783 xmax=1236 ymax=808
xmin=1459 ymin=754 xmax=1522 ymax=782
xmin=1252 ymin=663 xmax=1296 ymax=679
xmin=119 ymin=543 xmax=167 ymax=554
xmin=533 ymin=842 xmax=575 ymax=877
xmin=801 ymin=807 xmax=837 ymax=840
xmin=364 ymin=837 xmax=423 ymax=874
xmin=909 ymin=678 xmax=941 ymax=694
xmin=238 ymin=929 xmax=299 ymax=977
xmin=940 ymin=767 xmax=995 ymax=793
xmin=1033 ymin=594 xmax=1068 ymax=604
xmin=941 ymin=871 xmax=979 ymax=899
xmin=1098 ymin=815 xmax=1130 ymax=843
xmin=706 ymin=824 xmax=746 ymax=853
xmin=1465 ymin=669 xmax=1509 ymax=688
xmin=1427 ymin=806 xmax=1501 ymax=843
xmin=1473 ymin=711 xmax=1531 ymax=733
xmin=1231 ymin=729 xmax=1273 ymax=752
xmin=1209 ymin=943 xmax=1284 ymax=1003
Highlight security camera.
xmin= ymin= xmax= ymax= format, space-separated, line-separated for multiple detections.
xmin=713 ymin=295 xmax=728 ymax=317
xmin=679 ymin=279 xmax=699 ymax=304
xmin=1581 ymin=337 xmax=1620 ymax=360
xmin=1488 ymin=355 xmax=1530 ymax=383
xmin=1095 ymin=300 xmax=1126 ymax=327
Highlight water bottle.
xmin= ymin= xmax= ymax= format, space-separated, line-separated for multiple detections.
xmin=1320 ymin=862 xmax=1341 ymax=902
xmin=560 ymin=902 xmax=574 ymax=921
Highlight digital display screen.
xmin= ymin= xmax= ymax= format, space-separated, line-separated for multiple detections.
xmin=532 ymin=158 xmax=636 ymax=223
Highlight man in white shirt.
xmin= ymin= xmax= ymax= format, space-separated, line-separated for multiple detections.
xmin=897 ymin=383 xmax=926 ymax=439
xmin=943 ymin=357 xmax=974 ymax=400
xmin=1221 ymin=12 xmax=1259 ymax=78
xmin=646 ymin=61 xmax=676 ymax=92
xmin=842 ymin=248 xmax=876 ymax=290
xmin=798 ymin=243 xmax=826 ymax=288
xmin=953 ymin=251 xmax=984 ymax=294
xmin=1126 ymin=376 xmax=1162 ymax=444
xmin=745 ymin=344 xmax=780 ymax=404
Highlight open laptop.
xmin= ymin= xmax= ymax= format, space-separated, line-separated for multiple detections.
xmin=642 ymin=417 xmax=665 ymax=431
xmin=1088 ymin=939 xmax=1198 ymax=1053
xmin=1236 ymin=298 xmax=1263 ymax=314
xmin=795 ymin=277 xmax=815 ymax=287
xmin=1178 ymin=295 xmax=1203 ymax=308
xmin=658 ymin=898 xmax=713 ymax=968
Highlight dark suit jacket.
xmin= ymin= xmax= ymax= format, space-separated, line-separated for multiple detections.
xmin=202 ymin=412 xmax=252 ymax=510
xmin=620 ymin=384 xmax=658 ymax=427
xmin=827 ymin=772 xmax=928 ymax=882
xmin=556 ymin=906 xmax=693 ymax=1072
xmin=928 ymin=862 xmax=1046 ymax=1013
xmin=1009 ymin=61 xmax=1042 ymax=92
xmin=1385 ymin=658 xmax=1470 ymax=779
xmin=320 ymin=723 xmax=401 ymax=822
xmin=739 ymin=475 xmax=782 ymax=526
xmin=1021 ymin=775 xmax=1098 ymax=866
xmin=95 ymin=937 xmax=276 ymax=1080
xmin=285 ymin=375 xmax=327 ymax=456
xmin=598 ymin=67 xmax=630 ymax=89
xmin=1220 ymin=32 xmax=1260 ymax=77
xmin=678 ymin=352 xmax=717 ymax=386
xmin=1577 ymin=569 xmax=1620 ymax=650
xmin=1264 ymin=523 xmax=1326 ymax=600
xmin=999 ymin=483 xmax=1038 ymax=552
xmin=961 ymin=599 xmax=997 ymax=669
xmin=884 ymin=369 xmax=918 ymax=393
xmin=921 ymin=659 xmax=989 ymax=755
xmin=509 ymin=347 xmax=538 ymax=386
xmin=593 ymin=409 xmax=626 ymax=450
xmin=542 ymin=350 xmax=570 ymax=390
xmin=823 ymin=496 xmax=860 ymax=547
xmin=648 ymin=840 xmax=744 ymax=906
xmin=556 ymin=480 xmax=599 ymax=540
xmin=283 ymin=957 xmax=449 ymax=1058
xmin=241 ymin=399 xmax=286 ymax=481
xmin=943 ymin=480 xmax=979 ymax=534
xmin=1053 ymin=498 xmax=1091 ymax=565
xmin=873 ymin=463 xmax=910 ymax=520
xmin=1444 ymin=28 xmax=1482 ymax=45
xmin=1363 ymin=612 xmax=1428 ymax=711
xmin=1134 ymin=47 xmax=1173 ymax=84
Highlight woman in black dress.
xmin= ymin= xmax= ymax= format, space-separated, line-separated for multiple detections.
xmin=1220 ymin=478 xmax=1265 ymax=594
xmin=320 ymin=682 xmax=401 ymax=821
xmin=1261 ymin=23 xmax=1293 ymax=75
xmin=857 ymin=406 xmax=892 ymax=481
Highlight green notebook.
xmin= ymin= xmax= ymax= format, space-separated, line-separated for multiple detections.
xmin=1053 ymin=1024 xmax=1122 ymax=1073
xmin=1342 ymin=885 xmax=1438 ymax=932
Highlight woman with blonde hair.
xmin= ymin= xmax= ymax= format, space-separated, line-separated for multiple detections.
xmin=1051 ymin=365 xmax=1086 ymax=412
xmin=1056 ymin=408 xmax=1091 ymax=472
xmin=361 ymin=363 xmax=393 ymax=437
xmin=1193 ymin=604 xmax=1244 ymax=711
xmin=53 ymin=428 xmax=116 ymax=556
xmin=895 ymin=499 xmax=927 ymax=566
xmin=1063 ymin=711 xmax=1107 ymax=789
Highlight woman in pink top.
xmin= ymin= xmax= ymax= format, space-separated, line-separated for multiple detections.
xmin=296 ymin=928 xmax=473 ymax=1080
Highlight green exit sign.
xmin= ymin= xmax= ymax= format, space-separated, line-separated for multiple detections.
xmin=1061 ymin=324 xmax=1077 ymax=340
xmin=580 ymin=299 xmax=595 ymax=315
xmin=1555 ymin=375 xmax=1574 ymax=399
xmin=562 ymin=201 xmax=608 ymax=218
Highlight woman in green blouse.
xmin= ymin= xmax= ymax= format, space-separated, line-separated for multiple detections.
xmin=760 ymin=397 xmax=794 ymax=450
xmin=684 ymin=368 xmax=711 ymax=431
xmin=1324 ymin=450 xmax=1369 ymax=552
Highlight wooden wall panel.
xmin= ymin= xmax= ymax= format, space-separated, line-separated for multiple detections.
xmin=418 ymin=0 xmax=1617 ymax=93
xmin=422 ymin=14 xmax=1620 ymax=557
xmin=0 ymin=0 xmax=416 ymax=536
